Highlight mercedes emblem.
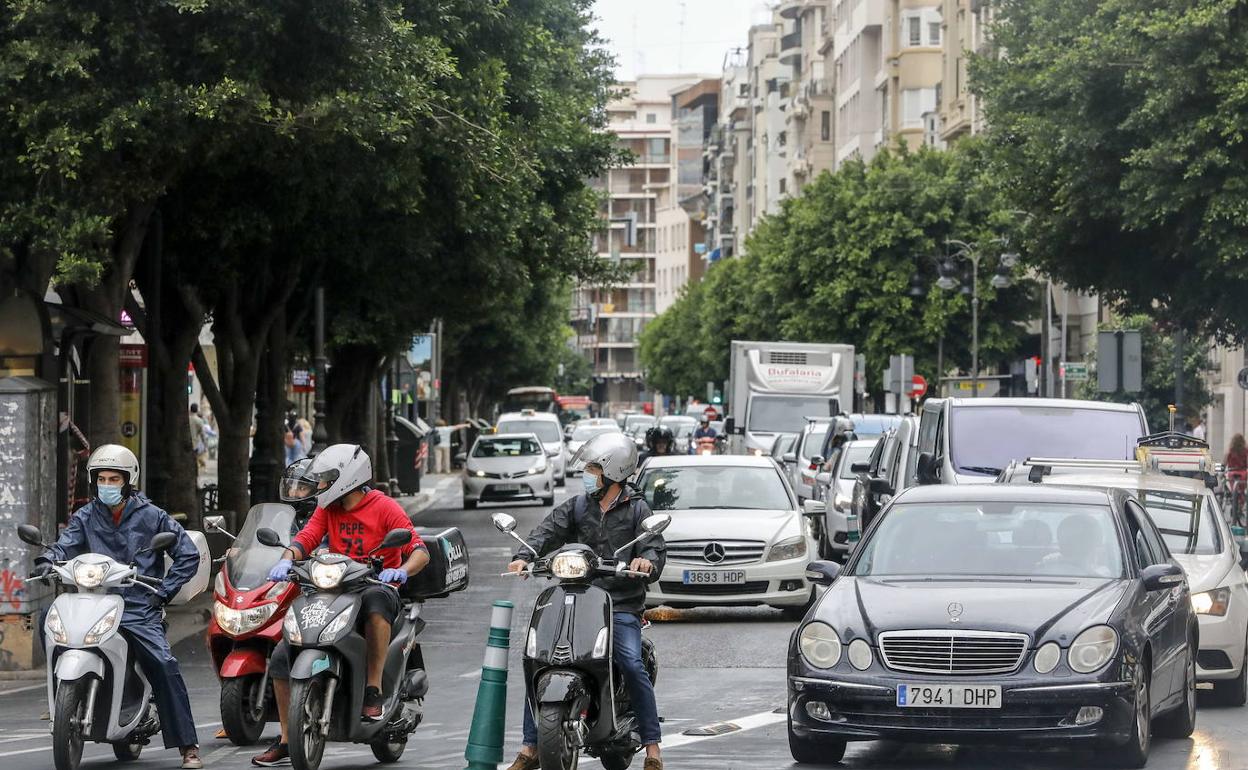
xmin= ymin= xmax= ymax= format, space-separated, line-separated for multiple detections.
xmin=947 ymin=602 xmax=964 ymax=623
xmin=703 ymin=542 xmax=726 ymax=565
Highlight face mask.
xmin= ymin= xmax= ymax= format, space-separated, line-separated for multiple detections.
xmin=98 ymin=484 xmax=124 ymax=507
xmin=582 ymin=473 xmax=601 ymax=497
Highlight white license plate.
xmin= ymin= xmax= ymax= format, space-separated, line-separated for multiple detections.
xmin=493 ymin=484 xmax=520 ymax=492
xmin=897 ymin=684 xmax=1002 ymax=709
xmin=681 ymin=570 xmax=746 ymax=585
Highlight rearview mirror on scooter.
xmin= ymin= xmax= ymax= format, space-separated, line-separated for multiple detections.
xmin=372 ymin=528 xmax=413 ymax=553
xmin=145 ymin=532 xmax=178 ymax=555
xmin=203 ymin=514 xmax=235 ymax=539
xmin=491 ymin=513 xmax=518 ymax=534
xmin=17 ymin=524 xmax=46 ymax=548
xmin=256 ymin=527 xmax=285 ymax=548
xmin=613 ymin=514 xmax=672 ymax=558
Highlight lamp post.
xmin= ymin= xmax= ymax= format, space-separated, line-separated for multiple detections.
xmin=311 ymin=287 xmax=329 ymax=452
xmin=387 ymin=351 xmax=400 ymax=494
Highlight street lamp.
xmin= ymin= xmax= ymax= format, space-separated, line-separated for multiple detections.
xmin=931 ymin=240 xmax=1016 ymax=398
xmin=311 ymin=287 xmax=329 ymax=452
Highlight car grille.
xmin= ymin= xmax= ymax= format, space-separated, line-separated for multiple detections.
xmin=666 ymin=539 xmax=767 ymax=565
xmin=480 ymin=470 xmax=531 ymax=480
xmin=878 ymin=631 xmax=1028 ymax=675
xmin=837 ymin=702 xmax=1071 ymax=730
xmin=659 ymin=580 xmax=770 ymax=596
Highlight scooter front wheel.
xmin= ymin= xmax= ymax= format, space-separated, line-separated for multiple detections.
xmin=370 ymin=738 xmax=406 ymax=763
xmin=288 ymin=678 xmax=329 ymax=770
xmin=52 ymin=678 xmax=90 ymax=770
xmin=537 ymin=702 xmax=580 ymax=770
xmin=220 ymin=675 xmax=266 ymax=745
xmin=111 ymin=740 xmax=143 ymax=761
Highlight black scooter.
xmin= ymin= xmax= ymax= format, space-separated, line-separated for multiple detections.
xmin=493 ymin=511 xmax=671 ymax=770
xmin=255 ymin=527 xmax=429 ymax=770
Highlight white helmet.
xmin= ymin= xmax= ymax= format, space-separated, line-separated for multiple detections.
xmin=298 ymin=444 xmax=373 ymax=508
xmin=569 ymin=432 xmax=638 ymax=483
xmin=87 ymin=444 xmax=140 ymax=489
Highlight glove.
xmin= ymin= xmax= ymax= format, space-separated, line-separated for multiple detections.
xmin=268 ymin=559 xmax=293 ymax=582
xmin=28 ymin=562 xmax=55 ymax=580
xmin=378 ymin=568 xmax=408 ymax=585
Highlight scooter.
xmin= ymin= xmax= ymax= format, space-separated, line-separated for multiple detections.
xmin=493 ymin=511 xmax=671 ymax=770
xmin=203 ymin=504 xmax=302 ymax=745
xmin=254 ymin=526 xmax=431 ymax=770
xmin=16 ymin=524 xmax=176 ymax=770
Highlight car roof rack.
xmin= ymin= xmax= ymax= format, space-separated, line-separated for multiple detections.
xmin=1009 ymin=458 xmax=1144 ymax=484
xmin=1134 ymin=431 xmax=1214 ymax=477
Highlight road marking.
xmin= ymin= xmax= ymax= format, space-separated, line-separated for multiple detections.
xmin=459 ymin=670 xmax=481 ymax=679
xmin=203 ymin=744 xmax=241 ymax=765
xmin=0 ymin=721 xmax=222 ymax=758
xmin=576 ymin=707 xmax=786 ymax=766
xmin=0 ymin=683 xmax=44 ymax=696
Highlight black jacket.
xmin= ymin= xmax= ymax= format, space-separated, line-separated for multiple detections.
xmin=514 ymin=486 xmax=666 ymax=614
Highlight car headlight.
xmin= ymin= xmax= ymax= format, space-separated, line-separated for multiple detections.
xmin=84 ymin=607 xmax=120 ymax=645
xmin=283 ymin=608 xmax=302 ymax=644
xmin=847 ymin=639 xmax=873 ymax=670
xmin=767 ymin=536 xmax=807 ymax=563
xmin=474 ymin=470 xmax=486 ymax=478
xmin=320 ymin=606 xmax=357 ymax=642
xmin=1192 ymin=587 xmax=1230 ymax=616
xmin=45 ymin=606 xmax=67 ymax=645
xmin=213 ymin=601 xmax=278 ymax=636
xmin=528 ymin=463 xmax=547 ymax=475
xmin=1068 ymin=625 xmax=1118 ymax=673
xmin=750 ymin=448 xmax=764 ymax=456
xmin=72 ymin=561 xmax=109 ymax=588
xmin=310 ymin=561 xmax=348 ymax=590
xmin=799 ymin=621 xmax=842 ymax=669
xmin=1034 ymin=641 xmax=1061 ymax=674
xmin=550 ymin=552 xmax=591 ymax=579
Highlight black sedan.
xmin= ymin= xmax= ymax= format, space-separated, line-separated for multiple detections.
xmin=787 ymin=484 xmax=1197 ymax=768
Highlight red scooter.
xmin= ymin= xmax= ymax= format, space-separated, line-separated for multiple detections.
xmin=204 ymin=503 xmax=301 ymax=745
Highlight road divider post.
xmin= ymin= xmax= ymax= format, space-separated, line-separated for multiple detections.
xmin=464 ymin=600 xmax=515 ymax=770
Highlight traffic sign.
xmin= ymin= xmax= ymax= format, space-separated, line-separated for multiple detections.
xmin=1238 ymin=367 xmax=1248 ymax=391
xmin=1061 ymin=361 xmax=1089 ymax=382
xmin=910 ymin=375 xmax=927 ymax=398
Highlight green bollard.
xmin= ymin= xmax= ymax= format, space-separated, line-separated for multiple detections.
xmin=464 ymin=600 xmax=515 ymax=770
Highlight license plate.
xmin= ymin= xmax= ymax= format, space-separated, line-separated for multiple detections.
xmin=493 ymin=484 xmax=520 ymax=492
xmin=681 ymin=570 xmax=746 ymax=585
xmin=897 ymin=684 xmax=1001 ymax=709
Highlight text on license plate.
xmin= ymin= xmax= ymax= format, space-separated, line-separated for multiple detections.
xmin=897 ymin=684 xmax=1001 ymax=709
xmin=681 ymin=570 xmax=746 ymax=585
xmin=494 ymin=484 xmax=520 ymax=492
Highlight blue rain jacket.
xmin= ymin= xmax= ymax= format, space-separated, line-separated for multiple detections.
xmin=39 ymin=493 xmax=201 ymax=623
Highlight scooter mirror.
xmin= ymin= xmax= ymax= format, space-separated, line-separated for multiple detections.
xmin=640 ymin=514 xmax=671 ymax=536
xmin=148 ymin=532 xmax=178 ymax=554
xmin=256 ymin=527 xmax=284 ymax=548
xmin=16 ymin=524 xmax=44 ymax=548
xmin=378 ymin=528 xmax=413 ymax=550
xmin=491 ymin=513 xmax=518 ymax=534
xmin=203 ymin=515 xmax=226 ymax=533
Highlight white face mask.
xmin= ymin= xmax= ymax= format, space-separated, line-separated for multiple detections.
xmin=582 ymin=473 xmax=601 ymax=496
xmin=98 ymin=484 xmax=124 ymax=507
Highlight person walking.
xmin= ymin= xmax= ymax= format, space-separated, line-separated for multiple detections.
xmin=189 ymin=404 xmax=207 ymax=472
xmin=434 ymin=419 xmax=468 ymax=474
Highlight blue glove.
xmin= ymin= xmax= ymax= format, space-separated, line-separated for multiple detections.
xmin=268 ymin=559 xmax=293 ymax=582
xmin=378 ymin=568 xmax=408 ymax=585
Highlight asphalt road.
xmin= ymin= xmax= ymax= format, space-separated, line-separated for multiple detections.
xmin=0 ymin=475 xmax=1246 ymax=769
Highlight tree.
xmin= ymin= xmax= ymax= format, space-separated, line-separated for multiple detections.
xmin=974 ymin=0 xmax=1248 ymax=341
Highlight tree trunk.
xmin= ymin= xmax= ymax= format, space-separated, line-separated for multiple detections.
xmin=326 ymin=344 xmax=383 ymax=445
xmin=251 ymin=312 xmax=288 ymax=505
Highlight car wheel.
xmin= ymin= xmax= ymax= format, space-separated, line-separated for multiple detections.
xmin=1155 ymin=644 xmax=1197 ymax=738
xmin=1100 ymin=662 xmax=1150 ymax=768
xmin=787 ymin=715 xmax=845 ymax=765
xmin=542 ymin=496 xmax=556 ymax=506
xmin=1210 ymin=638 xmax=1248 ymax=707
xmin=464 ymin=499 xmax=478 ymax=510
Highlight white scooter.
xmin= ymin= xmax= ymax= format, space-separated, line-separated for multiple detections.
xmin=18 ymin=524 xmax=181 ymax=770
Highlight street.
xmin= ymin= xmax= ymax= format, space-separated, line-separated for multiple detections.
xmin=0 ymin=475 xmax=1240 ymax=769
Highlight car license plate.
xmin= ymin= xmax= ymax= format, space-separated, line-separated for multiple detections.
xmin=897 ymin=684 xmax=1001 ymax=708
xmin=681 ymin=570 xmax=746 ymax=585
xmin=493 ymin=484 xmax=520 ymax=492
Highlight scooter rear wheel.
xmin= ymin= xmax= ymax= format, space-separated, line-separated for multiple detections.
xmin=221 ymin=675 xmax=266 ymax=745
xmin=288 ymin=678 xmax=329 ymax=770
xmin=537 ymin=702 xmax=580 ymax=770
xmin=370 ymin=738 xmax=406 ymax=763
xmin=111 ymin=741 xmax=144 ymax=761
xmin=52 ymin=678 xmax=89 ymax=770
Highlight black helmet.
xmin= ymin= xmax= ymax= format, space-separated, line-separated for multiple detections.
xmin=279 ymin=458 xmax=319 ymax=520
xmin=645 ymin=426 xmax=675 ymax=452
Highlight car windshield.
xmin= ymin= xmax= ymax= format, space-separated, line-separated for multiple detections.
xmin=624 ymin=416 xmax=656 ymax=431
xmin=851 ymin=415 xmax=902 ymax=438
xmin=1138 ymin=490 xmax=1222 ymax=556
xmin=851 ymin=502 xmax=1125 ymax=579
xmin=227 ymin=503 xmax=299 ymax=591
xmin=949 ymin=405 xmax=1145 ymax=476
xmin=748 ymin=395 xmax=835 ymax=433
xmin=497 ymin=419 xmax=561 ymax=443
xmin=473 ymin=437 xmax=542 ymax=457
xmin=639 ymin=465 xmax=792 ymax=511
xmin=799 ymin=424 xmax=830 ymax=458
xmin=839 ymin=444 xmax=877 ymax=479
xmin=662 ymin=419 xmax=697 ymax=438
xmin=572 ymin=425 xmax=618 ymax=442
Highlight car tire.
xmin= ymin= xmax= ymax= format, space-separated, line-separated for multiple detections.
xmin=464 ymin=500 xmax=478 ymax=510
xmin=1101 ymin=662 xmax=1150 ymax=769
xmin=787 ymin=716 xmax=845 ymax=765
xmin=1155 ymin=645 xmax=1196 ymax=738
xmin=1210 ymin=639 xmax=1248 ymax=707
xmin=542 ymin=496 xmax=555 ymax=506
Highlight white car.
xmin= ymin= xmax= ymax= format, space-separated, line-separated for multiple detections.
xmin=637 ymin=455 xmax=817 ymax=618
xmin=462 ymin=433 xmax=555 ymax=509
xmin=495 ymin=410 xmax=567 ymax=486
xmin=1001 ymin=462 xmax=1248 ymax=704
xmin=566 ymin=421 xmax=623 ymax=473
xmin=659 ymin=415 xmax=698 ymax=454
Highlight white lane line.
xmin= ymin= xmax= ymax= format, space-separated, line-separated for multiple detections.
xmin=0 ymin=683 xmax=45 ymax=696
xmin=577 ymin=708 xmax=786 ymax=767
xmin=203 ymin=744 xmax=241 ymax=765
xmin=459 ymin=670 xmax=481 ymax=679
xmin=0 ymin=721 xmax=222 ymax=758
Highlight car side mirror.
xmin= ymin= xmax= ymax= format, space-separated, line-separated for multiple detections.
xmin=376 ymin=528 xmax=413 ymax=551
xmin=916 ymin=452 xmax=939 ymax=485
xmin=16 ymin=524 xmax=45 ymax=548
xmin=802 ymin=500 xmax=826 ymax=517
xmin=1141 ymin=563 xmax=1184 ymax=592
xmin=851 ymin=462 xmax=870 ymax=473
xmin=1240 ymin=541 xmax=1248 ymax=571
xmin=804 ymin=560 xmax=841 ymax=586
xmin=868 ymin=477 xmax=894 ymax=495
xmin=724 ymin=416 xmax=737 ymax=435
xmin=492 ymin=512 xmax=518 ymax=533
xmin=782 ymin=452 xmax=796 ymax=464
xmin=148 ymin=532 xmax=178 ymax=554
xmin=256 ymin=527 xmax=284 ymax=548
xmin=815 ymin=472 xmax=833 ymax=486
xmin=810 ymin=456 xmax=825 ymax=468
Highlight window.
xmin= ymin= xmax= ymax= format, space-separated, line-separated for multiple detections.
xmin=779 ymin=178 xmax=787 ymax=195
xmin=929 ymin=22 xmax=941 ymax=46
xmin=901 ymin=87 xmax=938 ymax=129
xmin=820 ymin=111 xmax=831 ymax=141
xmin=908 ymin=16 xmax=921 ymax=46
xmin=645 ymin=113 xmax=657 ymax=124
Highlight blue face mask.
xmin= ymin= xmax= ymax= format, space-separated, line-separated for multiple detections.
xmin=98 ymin=484 xmax=124 ymax=507
xmin=582 ymin=473 xmax=601 ymax=496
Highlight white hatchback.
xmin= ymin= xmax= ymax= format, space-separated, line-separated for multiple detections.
xmin=496 ymin=410 xmax=567 ymax=486
xmin=637 ymin=455 xmax=816 ymax=618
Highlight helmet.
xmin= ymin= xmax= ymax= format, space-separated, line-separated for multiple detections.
xmin=294 ymin=444 xmax=373 ymax=508
xmin=87 ymin=444 xmax=140 ymax=494
xmin=279 ymin=458 xmax=319 ymax=517
xmin=570 ymin=431 xmax=638 ymax=483
xmin=645 ymin=426 xmax=675 ymax=452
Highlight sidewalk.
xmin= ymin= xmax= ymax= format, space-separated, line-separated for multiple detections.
xmin=402 ymin=473 xmax=459 ymax=520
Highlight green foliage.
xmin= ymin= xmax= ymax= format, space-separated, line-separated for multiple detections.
xmin=974 ymin=0 xmax=1248 ymax=340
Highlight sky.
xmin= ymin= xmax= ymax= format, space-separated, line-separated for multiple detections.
xmin=591 ymin=0 xmax=773 ymax=81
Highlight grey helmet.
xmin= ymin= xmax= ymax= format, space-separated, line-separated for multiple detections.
xmin=569 ymin=431 xmax=639 ymax=483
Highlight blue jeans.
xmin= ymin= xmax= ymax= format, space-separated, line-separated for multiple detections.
xmin=522 ymin=612 xmax=660 ymax=746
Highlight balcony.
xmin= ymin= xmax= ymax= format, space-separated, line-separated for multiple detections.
xmin=778 ymin=0 xmax=804 ymax=20
xmin=779 ymin=30 xmax=803 ymax=66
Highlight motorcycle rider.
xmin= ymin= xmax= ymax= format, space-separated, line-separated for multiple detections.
xmin=505 ymin=432 xmax=667 ymax=770
xmin=693 ymin=416 xmax=717 ymax=441
xmin=252 ymin=444 xmax=430 ymax=767
xmin=638 ymin=425 xmax=676 ymax=464
xmin=31 ymin=445 xmax=204 ymax=769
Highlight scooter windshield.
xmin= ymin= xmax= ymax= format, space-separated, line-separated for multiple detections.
xmin=225 ymin=503 xmax=299 ymax=591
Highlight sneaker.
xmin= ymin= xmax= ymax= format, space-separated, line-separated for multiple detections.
xmin=180 ymin=746 xmax=204 ymax=770
xmin=506 ymin=752 xmax=541 ymax=770
xmin=251 ymin=741 xmax=290 ymax=767
xmin=361 ymin=686 xmax=384 ymax=721
xmin=642 ymin=759 xmax=663 ymax=770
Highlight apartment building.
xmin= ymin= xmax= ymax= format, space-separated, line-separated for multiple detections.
xmin=779 ymin=1 xmax=838 ymax=194
xmin=705 ymin=49 xmax=750 ymax=262
xmin=939 ymin=0 xmax=994 ymax=144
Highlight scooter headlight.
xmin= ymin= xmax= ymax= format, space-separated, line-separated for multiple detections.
xmin=214 ymin=601 xmax=278 ymax=636
xmin=310 ymin=561 xmax=348 ymax=590
xmin=283 ymin=608 xmax=303 ymax=645
xmin=84 ymin=607 xmax=120 ymax=645
xmin=550 ymin=552 xmax=591 ymax=579
xmin=72 ymin=561 xmax=109 ymax=588
xmin=45 ymin=606 xmax=67 ymax=645
xmin=320 ymin=606 xmax=357 ymax=643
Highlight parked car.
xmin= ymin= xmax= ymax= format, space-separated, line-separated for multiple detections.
xmin=770 ymin=433 xmax=798 ymax=478
xmin=462 ymin=433 xmax=555 ymax=508
xmin=789 ymin=483 xmax=1197 ymax=768
xmin=811 ymin=439 xmax=877 ymax=559
xmin=790 ymin=419 xmax=833 ymax=504
xmin=637 ymin=455 xmax=816 ymax=618
xmin=850 ymin=416 xmax=921 ymax=541
xmin=495 ymin=410 xmax=567 ymax=486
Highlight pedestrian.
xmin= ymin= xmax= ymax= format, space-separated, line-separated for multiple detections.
xmin=1190 ymin=415 xmax=1207 ymax=441
xmin=296 ymin=414 xmax=313 ymax=454
xmin=189 ymin=404 xmax=207 ymax=471
xmin=434 ymin=419 xmax=468 ymax=474
xmin=284 ymin=410 xmax=307 ymax=465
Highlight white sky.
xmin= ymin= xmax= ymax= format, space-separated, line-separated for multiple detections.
xmin=591 ymin=0 xmax=774 ymax=81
